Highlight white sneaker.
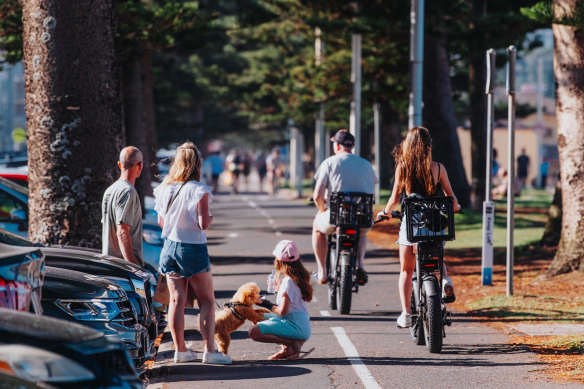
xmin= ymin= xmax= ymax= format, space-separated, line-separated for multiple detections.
xmin=174 ymin=349 xmax=198 ymax=363
xmin=442 ymin=276 xmax=456 ymax=303
xmin=396 ymin=312 xmax=412 ymax=328
xmin=202 ymin=351 xmax=232 ymax=365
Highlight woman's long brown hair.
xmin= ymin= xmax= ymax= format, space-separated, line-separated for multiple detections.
xmin=392 ymin=126 xmax=434 ymax=196
xmin=162 ymin=141 xmax=202 ymax=184
xmin=275 ymin=259 xmax=313 ymax=302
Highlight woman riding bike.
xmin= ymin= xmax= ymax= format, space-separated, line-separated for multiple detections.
xmin=377 ymin=127 xmax=461 ymax=328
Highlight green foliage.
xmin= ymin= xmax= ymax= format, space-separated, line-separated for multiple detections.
xmin=522 ymin=1 xmax=584 ymax=27
xmin=0 ymin=0 xmax=22 ymax=66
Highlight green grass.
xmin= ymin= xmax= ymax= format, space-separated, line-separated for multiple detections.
xmin=449 ymin=189 xmax=552 ymax=249
xmin=468 ymin=294 xmax=584 ymax=322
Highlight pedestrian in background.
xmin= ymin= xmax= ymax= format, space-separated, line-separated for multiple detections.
xmin=256 ymin=152 xmax=267 ymax=192
xmin=249 ymin=240 xmax=314 ymax=360
xmin=517 ymin=148 xmax=530 ymax=189
xmin=205 ymin=151 xmax=224 ymax=193
xmin=101 ymin=146 xmax=144 ymax=266
xmin=540 ymin=157 xmax=549 ymax=189
xmin=154 ymin=141 xmax=232 ymax=365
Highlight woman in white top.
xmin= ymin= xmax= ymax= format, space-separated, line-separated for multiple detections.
xmin=154 ymin=142 xmax=231 ymax=365
xmin=249 ymin=240 xmax=314 ymax=360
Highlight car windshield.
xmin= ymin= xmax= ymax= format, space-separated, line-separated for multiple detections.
xmin=0 ymin=176 xmax=28 ymax=196
xmin=0 ymin=228 xmax=34 ymax=247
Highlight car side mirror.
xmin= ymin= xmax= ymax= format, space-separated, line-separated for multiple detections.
xmin=10 ymin=209 xmax=27 ymax=222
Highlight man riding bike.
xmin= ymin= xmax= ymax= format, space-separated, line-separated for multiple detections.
xmin=312 ymin=129 xmax=378 ymax=285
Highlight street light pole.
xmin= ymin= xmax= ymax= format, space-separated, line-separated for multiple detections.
xmin=506 ymin=46 xmax=517 ymax=297
xmin=408 ymin=0 xmax=424 ymax=129
xmin=350 ymin=34 xmax=362 ymax=156
xmin=482 ymin=49 xmax=496 ymax=286
xmin=314 ymin=27 xmax=325 ymax=169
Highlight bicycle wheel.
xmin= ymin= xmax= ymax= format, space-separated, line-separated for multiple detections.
xmin=410 ymin=279 xmax=425 ymax=345
xmin=337 ymin=257 xmax=352 ymax=314
xmin=423 ymin=280 xmax=443 ymax=353
xmin=327 ymin=242 xmax=337 ymax=310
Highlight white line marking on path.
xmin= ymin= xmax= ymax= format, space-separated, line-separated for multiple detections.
xmin=320 ymin=310 xmax=330 ymax=317
xmin=275 ymin=231 xmax=282 ymax=236
xmin=228 ymin=232 xmax=239 ymax=238
xmin=331 ymin=327 xmax=382 ymax=389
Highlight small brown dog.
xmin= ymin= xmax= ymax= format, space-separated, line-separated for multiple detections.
xmin=215 ymin=282 xmax=270 ymax=355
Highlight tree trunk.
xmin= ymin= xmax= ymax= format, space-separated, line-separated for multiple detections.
xmin=546 ymin=0 xmax=584 ymax=276
xmin=423 ymin=34 xmax=471 ymax=207
xmin=22 ymin=0 xmax=123 ymax=247
xmin=541 ymin=179 xmax=561 ymax=246
xmin=468 ymin=0 xmax=487 ymax=211
xmin=122 ymin=43 xmax=152 ymax=216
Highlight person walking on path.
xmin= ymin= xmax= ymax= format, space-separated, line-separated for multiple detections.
xmin=249 ymin=240 xmax=314 ymax=360
xmin=517 ymin=148 xmax=530 ymax=189
xmin=101 ymin=146 xmax=144 ymax=266
xmin=377 ymin=127 xmax=461 ymax=328
xmin=205 ymin=151 xmax=224 ymax=193
xmin=153 ymin=141 xmax=232 ymax=365
xmin=540 ymin=157 xmax=549 ymax=189
xmin=311 ymin=129 xmax=378 ymax=285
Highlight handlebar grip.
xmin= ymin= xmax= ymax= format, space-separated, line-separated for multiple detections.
xmin=391 ymin=211 xmax=402 ymax=220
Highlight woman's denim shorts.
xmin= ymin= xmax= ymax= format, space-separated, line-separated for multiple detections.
xmin=159 ymin=239 xmax=211 ymax=278
xmin=396 ymin=218 xmax=414 ymax=246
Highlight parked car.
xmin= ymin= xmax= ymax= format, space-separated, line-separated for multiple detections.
xmin=0 ymin=230 xmax=158 ymax=363
xmin=0 ymin=176 xmax=28 ymax=235
xmin=0 ymin=176 xmax=163 ymax=267
xmin=0 ymin=243 xmax=44 ymax=313
xmin=0 ymin=370 xmax=57 ymax=389
xmin=0 ymin=308 xmax=142 ymax=389
xmin=41 ymin=266 xmax=148 ymax=370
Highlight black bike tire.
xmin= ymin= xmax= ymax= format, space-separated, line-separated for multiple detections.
xmin=337 ymin=262 xmax=352 ymax=314
xmin=327 ymin=242 xmax=337 ymax=310
xmin=424 ymin=290 xmax=443 ymax=353
xmin=410 ymin=279 xmax=425 ymax=345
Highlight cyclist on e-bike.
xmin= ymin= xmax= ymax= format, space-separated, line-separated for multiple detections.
xmin=377 ymin=127 xmax=461 ymax=328
xmin=311 ymin=129 xmax=378 ymax=286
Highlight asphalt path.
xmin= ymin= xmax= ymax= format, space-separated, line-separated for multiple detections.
xmin=147 ymin=189 xmax=576 ymax=389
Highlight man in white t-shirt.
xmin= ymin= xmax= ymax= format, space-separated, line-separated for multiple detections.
xmin=312 ymin=129 xmax=378 ymax=284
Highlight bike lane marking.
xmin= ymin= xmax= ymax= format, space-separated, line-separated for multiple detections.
xmin=320 ymin=310 xmax=331 ymax=317
xmin=243 ymin=198 xmax=283 ymax=237
xmin=331 ymin=327 xmax=382 ymax=389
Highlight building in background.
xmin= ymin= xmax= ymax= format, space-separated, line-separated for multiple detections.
xmin=0 ymin=61 xmax=27 ymax=156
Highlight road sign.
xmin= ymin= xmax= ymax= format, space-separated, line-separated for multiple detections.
xmin=11 ymin=128 xmax=26 ymax=144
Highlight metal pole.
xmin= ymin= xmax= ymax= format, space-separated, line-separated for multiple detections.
xmin=482 ymin=49 xmax=496 ymax=286
xmin=350 ymin=34 xmax=362 ymax=156
xmin=374 ymin=102 xmax=381 ymax=205
xmin=315 ymin=27 xmax=325 ymax=170
xmin=298 ymin=131 xmax=304 ymax=198
xmin=408 ymin=0 xmax=424 ymax=129
xmin=506 ymin=46 xmax=517 ymax=297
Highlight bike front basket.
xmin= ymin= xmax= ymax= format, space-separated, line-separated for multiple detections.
xmin=329 ymin=192 xmax=373 ymax=228
xmin=404 ymin=196 xmax=455 ymax=242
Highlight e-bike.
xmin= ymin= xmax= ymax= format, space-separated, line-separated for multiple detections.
xmin=389 ymin=195 xmax=457 ymax=353
xmin=326 ymin=192 xmax=373 ymax=314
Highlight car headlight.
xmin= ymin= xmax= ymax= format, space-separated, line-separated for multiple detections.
xmin=130 ymin=278 xmax=146 ymax=300
xmin=54 ymin=299 xmax=121 ymax=322
xmin=103 ymin=276 xmax=134 ymax=293
xmin=142 ymin=228 xmax=163 ymax=245
xmin=0 ymin=344 xmax=95 ymax=383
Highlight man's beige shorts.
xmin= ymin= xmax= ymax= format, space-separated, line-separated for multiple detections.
xmin=314 ymin=210 xmax=336 ymax=234
xmin=314 ymin=210 xmax=371 ymax=236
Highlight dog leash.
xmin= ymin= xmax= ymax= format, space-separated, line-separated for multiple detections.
xmin=223 ymin=302 xmax=248 ymax=321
